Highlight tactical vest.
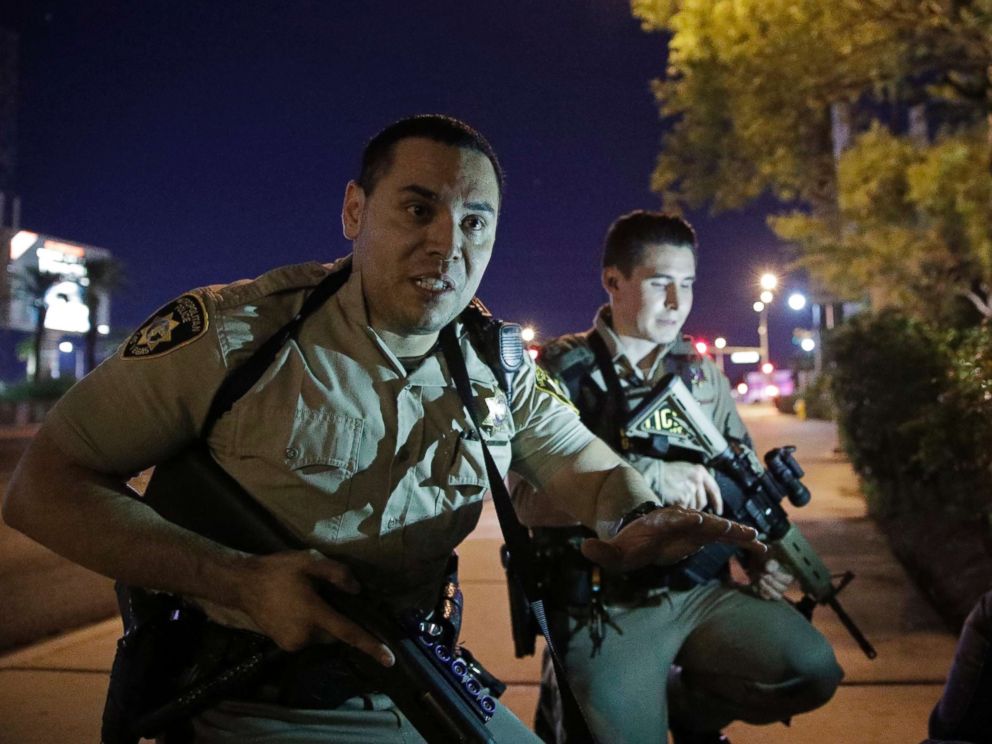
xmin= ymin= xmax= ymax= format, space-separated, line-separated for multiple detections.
xmin=548 ymin=331 xmax=701 ymax=457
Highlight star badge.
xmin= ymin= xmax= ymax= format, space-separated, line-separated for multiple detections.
xmin=135 ymin=313 xmax=180 ymax=352
xmin=482 ymin=393 xmax=509 ymax=429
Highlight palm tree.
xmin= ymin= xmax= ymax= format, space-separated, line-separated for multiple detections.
xmin=14 ymin=266 xmax=63 ymax=382
xmin=82 ymin=257 xmax=125 ymax=373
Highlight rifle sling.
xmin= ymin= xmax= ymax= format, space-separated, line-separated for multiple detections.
xmin=439 ymin=325 xmax=598 ymax=744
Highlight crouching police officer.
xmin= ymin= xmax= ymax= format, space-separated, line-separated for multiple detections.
xmin=512 ymin=211 xmax=843 ymax=744
xmin=2 ymin=119 xmax=765 ymax=743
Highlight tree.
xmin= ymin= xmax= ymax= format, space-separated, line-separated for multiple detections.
xmin=633 ymin=0 xmax=992 ymax=319
xmin=82 ymin=256 xmax=124 ymax=373
xmin=13 ymin=266 xmax=62 ymax=382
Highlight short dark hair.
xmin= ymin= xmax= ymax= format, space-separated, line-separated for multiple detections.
xmin=602 ymin=210 xmax=697 ymax=277
xmin=357 ymin=114 xmax=504 ymax=202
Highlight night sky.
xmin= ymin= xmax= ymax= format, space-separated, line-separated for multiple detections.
xmin=6 ymin=1 xmax=803 ymax=381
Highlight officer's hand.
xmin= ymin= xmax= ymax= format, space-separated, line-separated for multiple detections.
xmin=660 ymin=461 xmax=723 ymax=514
xmin=236 ymin=550 xmax=395 ymax=667
xmin=751 ymin=558 xmax=795 ymax=601
xmin=580 ymin=505 xmax=767 ymax=572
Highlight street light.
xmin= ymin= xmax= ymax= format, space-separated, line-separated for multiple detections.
xmin=759 ymin=272 xmax=778 ymax=291
xmin=788 ymin=292 xmax=807 ymax=311
xmin=521 ymin=326 xmax=536 ymax=343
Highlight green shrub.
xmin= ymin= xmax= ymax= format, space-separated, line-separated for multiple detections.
xmin=829 ymin=311 xmax=992 ymax=521
xmin=802 ymin=372 xmax=835 ymax=420
xmin=0 ymin=377 xmax=77 ymax=403
xmin=828 ymin=310 xmax=949 ymax=518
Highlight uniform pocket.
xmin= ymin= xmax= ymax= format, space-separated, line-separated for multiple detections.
xmin=236 ymin=404 xmax=363 ymax=482
xmin=281 ymin=409 xmax=363 ymax=475
xmin=448 ymin=434 xmax=512 ymax=491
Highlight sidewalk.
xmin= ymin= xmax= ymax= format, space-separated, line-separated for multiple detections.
xmin=0 ymin=406 xmax=958 ymax=743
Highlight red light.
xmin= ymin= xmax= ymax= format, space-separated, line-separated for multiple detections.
xmin=527 ymin=346 xmax=540 ymax=361
xmin=694 ymin=340 xmax=708 ymax=355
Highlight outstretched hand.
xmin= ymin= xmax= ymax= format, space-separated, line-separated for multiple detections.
xmin=580 ymin=505 xmax=767 ymax=572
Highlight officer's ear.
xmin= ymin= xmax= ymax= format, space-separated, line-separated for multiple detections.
xmin=342 ymin=181 xmax=366 ymax=241
xmin=602 ymin=266 xmax=621 ymax=295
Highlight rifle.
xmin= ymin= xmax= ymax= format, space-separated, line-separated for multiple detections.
xmin=623 ymin=374 xmax=877 ymax=660
xmin=113 ymin=445 xmax=499 ymax=743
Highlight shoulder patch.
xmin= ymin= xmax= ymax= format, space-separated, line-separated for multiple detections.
xmin=121 ymin=294 xmax=209 ymax=360
xmin=534 ymin=365 xmax=578 ymax=413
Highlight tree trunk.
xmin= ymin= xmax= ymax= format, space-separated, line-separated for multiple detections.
xmin=84 ymin=297 xmax=99 ymax=374
xmin=32 ymin=304 xmax=47 ymax=383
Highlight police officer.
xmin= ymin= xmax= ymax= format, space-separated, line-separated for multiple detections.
xmin=2 ymin=118 xmax=764 ymax=743
xmin=513 ymin=211 xmax=843 ymax=744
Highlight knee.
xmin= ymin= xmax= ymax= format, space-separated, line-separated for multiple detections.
xmin=781 ymin=639 xmax=844 ymax=713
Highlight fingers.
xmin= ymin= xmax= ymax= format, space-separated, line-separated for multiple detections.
xmin=302 ymin=550 xmax=361 ymax=593
xmin=695 ymin=511 xmax=760 ymax=544
xmin=757 ymin=571 xmax=791 ymax=601
xmin=307 ymin=598 xmax=395 ymax=667
xmin=701 ymin=469 xmax=723 ymax=515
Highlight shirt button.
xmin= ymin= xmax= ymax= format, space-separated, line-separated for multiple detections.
xmin=285 ymin=447 xmax=300 ymax=460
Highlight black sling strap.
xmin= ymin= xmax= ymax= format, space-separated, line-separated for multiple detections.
xmin=439 ymin=325 xmax=598 ymax=744
xmin=200 ymin=259 xmax=352 ymax=439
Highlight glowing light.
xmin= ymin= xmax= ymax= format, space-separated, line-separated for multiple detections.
xmin=765 ymin=384 xmax=780 ymax=398
xmin=753 ymin=301 xmax=765 ymax=313
xmin=759 ymin=290 xmax=774 ymax=304
xmin=800 ymin=337 xmax=816 ymax=352
xmin=10 ymin=231 xmax=39 ymax=261
xmin=761 ymin=362 xmax=775 ymax=374
xmin=714 ymin=337 xmax=727 ymax=349
xmin=521 ymin=326 xmax=536 ymax=343
xmin=736 ymin=382 xmax=749 ymax=395
xmin=759 ymin=273 xmax=778 ymax=291
xmin=730 ymin=351 xmax=760 ymax=364
xmin=788 ymin=292 xmax=807 ymax=311
xmin=694 ymin=340 xmax=708 ymax=355
xmin=44 ymin=281 xmax=90 ymax=333
xmin=58 ymin=341 xmax=74 ymax=353
xmin=97 ymin=324 xmax=110 ymax=335
xmin=527 ymin=347 xmax=539 ymax=361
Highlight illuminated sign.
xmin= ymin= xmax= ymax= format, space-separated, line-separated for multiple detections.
xmin=2 ymin=229 xmax=113 ymax=335
xmin=730 ymin=350 xmax=761 ymax=364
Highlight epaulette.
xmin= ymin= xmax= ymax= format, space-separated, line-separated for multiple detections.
xmin=209 ymin=260 xmax=335 ymax=311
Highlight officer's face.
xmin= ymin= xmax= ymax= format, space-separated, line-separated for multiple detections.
xmin=342 ymin=138 xmax=500 ymax=337
xmin=604 ymin=243 xmax=696 ymax=346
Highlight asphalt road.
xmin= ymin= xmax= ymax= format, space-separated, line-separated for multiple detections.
xmin=0 ymin=429 xmax=118 ymax=652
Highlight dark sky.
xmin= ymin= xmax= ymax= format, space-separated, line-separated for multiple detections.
xmin=7 ymin=0 xmax=804 ymax=379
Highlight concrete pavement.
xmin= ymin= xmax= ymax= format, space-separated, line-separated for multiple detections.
xmin=0 ymin=405 xmax=959 ymax=742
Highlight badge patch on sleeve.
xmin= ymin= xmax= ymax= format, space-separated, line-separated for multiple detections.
xmin=121 ymin=294 xmax=209 ymax=360
xmin=534 ymin=366 xmax=578 ymax=413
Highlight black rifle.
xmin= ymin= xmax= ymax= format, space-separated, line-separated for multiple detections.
xmin=623 ymin=374 xmax=877 ymax=660
xmin=121 ymin=445 xmax=499 ymax=743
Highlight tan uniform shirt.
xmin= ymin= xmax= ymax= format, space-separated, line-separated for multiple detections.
xmin=46 ymin=258 xmax=601 ymax=612
xmin=514 ymin=306 xmax=750 ymax=526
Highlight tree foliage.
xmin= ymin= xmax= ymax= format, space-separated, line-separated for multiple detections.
xmin=634 ymin=0 xmax=992 ymax=319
